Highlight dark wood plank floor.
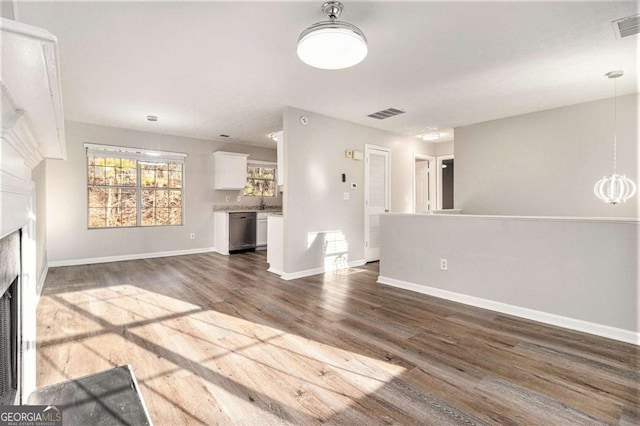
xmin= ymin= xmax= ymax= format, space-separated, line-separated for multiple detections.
xmin=37 ymin=251 xmax=639 ymax=425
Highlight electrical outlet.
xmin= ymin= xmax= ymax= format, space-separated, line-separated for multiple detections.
xmin=190 ymin=233 xmax=196 ymax=240
xmin=237 ymin=195 xmax=241 ymax=202
xmin=225 ymin=196 xmax=230 ymax=202
xmin=440 ymin=258 xmax=448 ymax=271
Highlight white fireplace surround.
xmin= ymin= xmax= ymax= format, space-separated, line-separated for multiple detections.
xmin=0 ymin=18 xmax=66 ymax=403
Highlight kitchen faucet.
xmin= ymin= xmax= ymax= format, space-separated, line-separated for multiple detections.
xmin=259 ymin=197 xmax=266 ymax=210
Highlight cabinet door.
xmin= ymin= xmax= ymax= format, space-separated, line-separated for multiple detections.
xmin=256 ymin=219 xmax=268 ymax=246
xmin=222 ymin=155 xmax=247 ymax=188
xmin=214 ymin=152 xmax=248 ymax=189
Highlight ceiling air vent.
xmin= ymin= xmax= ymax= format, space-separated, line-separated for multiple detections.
xmin=612 ymin=14 xmax=640 ymax=39
xmin=367 ymin=108 xmax=405 ymax=120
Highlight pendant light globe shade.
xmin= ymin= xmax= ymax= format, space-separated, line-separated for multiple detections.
xmin=297 ymin=2 xmax=367 ymax=70
xmin=594 ymin=174 xmax=637 ymax=204
xmin=592 ymin=70 xmax=637 ymax=205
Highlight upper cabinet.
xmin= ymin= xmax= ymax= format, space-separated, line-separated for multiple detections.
xmin=273 ymin=131 xmax=284 ymax=186
xmin=214 ymin=151 xmax=249 ymax=190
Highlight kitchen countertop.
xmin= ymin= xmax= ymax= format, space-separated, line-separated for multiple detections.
xmin=213 ymin=205 xmax=282 ymax=212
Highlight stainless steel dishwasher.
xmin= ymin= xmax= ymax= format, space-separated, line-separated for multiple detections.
xmin=228 ymin=212 xmax=257 ymax=252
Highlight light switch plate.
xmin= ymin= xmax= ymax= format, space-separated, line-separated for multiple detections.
xmin=343 ymin=192 xmax=350 ymax=200
xmin=345 ymin=149 xmax=353 ymax=158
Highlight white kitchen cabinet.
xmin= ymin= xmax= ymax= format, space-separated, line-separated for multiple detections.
xmin=213 ymin=212 xmax=230 ymax=255
xmin=214 ymin=151 xmax=249 ymax=189
xmin=273 ymin=131 xmax=284 ymax=186
xmin=256 ymin=212 xmax=268 ymax=248
xmin=267 ymin=215 xmax=283 ymax=275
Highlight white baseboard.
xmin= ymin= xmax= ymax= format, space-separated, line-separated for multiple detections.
xmin=281 ymin=259 xmax=366 ymax=281
xmin=267 ymin=267 xmax=283 ymax=276
xmin=377 ymin=275 xmax=639 ymax=346
xmin=48 ymin=247 xmax=217 ymax=267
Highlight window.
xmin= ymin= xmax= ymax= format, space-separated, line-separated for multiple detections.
xmin=244 ymin=163 xmax=277 ymax=197
xmin=86 ymin=144 xmax=186 ymax=228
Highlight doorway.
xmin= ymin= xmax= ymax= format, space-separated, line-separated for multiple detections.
xmin=364 ymin=145 xmax=390 ymax=262
xmin=437 ymin=155 xmax=454 ymax=210
xmin=413 ymin=154 xmax=435 ymax=213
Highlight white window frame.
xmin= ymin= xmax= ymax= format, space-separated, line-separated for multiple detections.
xmin=244 ymin=160 xmax=277 ymax=197
xmin=85 ymin=143 xmax=187 ymax=229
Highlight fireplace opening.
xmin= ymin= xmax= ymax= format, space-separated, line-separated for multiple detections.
xmin=0 ymin=277 xmax=18 ymax=405
xmin=0 ymin=230 xmax=20 ymax=406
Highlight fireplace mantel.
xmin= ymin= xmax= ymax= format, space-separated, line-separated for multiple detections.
xmin=1 ymin=18 xmax=66 ymax=167
xmin=0 ymin=17 xmax=66 ymax=404
xmin=1 ymin=17 xmax=65 ymax=238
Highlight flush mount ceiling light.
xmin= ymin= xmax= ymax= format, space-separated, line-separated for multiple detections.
xmin=420 ymin=132 xmax=441 ymax=141
xmin=593 ymin=70 xmax=637 ymax=205
xmin=297 ymin=1 xmax=367 ymax=70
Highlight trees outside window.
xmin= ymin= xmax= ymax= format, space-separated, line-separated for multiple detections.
xmin=244 ymin=164 xmax=276 ymax=197
xmin=87 ymin=149 xmax=184 ymax=228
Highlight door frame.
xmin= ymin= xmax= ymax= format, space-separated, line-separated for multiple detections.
xmin=413 ymin=153 xmax=436 ymax=213
xmin=364 ymin=144 xmax=391 ymax=262
xmin=436 ymin=154 xmax=454 ymax=210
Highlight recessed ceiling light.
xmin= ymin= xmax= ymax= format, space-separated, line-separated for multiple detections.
xmin=147 ymin=115 xmax=158 ymax=122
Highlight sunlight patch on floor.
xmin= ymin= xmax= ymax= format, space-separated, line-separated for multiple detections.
xmin=38 ymin=284 xmax=407 ymax=422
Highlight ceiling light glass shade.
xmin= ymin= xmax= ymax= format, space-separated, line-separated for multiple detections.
xmin=594 ymin=174 xmax=637 ymax=205
xmin=297 ymin=21 xmax=368 ymax=70
xmin=420 ymin=132 xmax=441 ymax=141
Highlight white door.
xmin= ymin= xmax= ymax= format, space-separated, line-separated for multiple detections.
xmin=414 ymin=155 xmax=435 ymax=213
xmin=364 ymin=145 xmax=390 ymax=262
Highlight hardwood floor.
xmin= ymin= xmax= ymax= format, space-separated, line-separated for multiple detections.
xmin=37 ymin=251 xmax=639 ymax=425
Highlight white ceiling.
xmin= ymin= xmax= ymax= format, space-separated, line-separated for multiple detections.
xmin=15 ymin=1 xmax=639 ymax=148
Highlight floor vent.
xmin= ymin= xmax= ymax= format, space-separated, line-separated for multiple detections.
xmin=612 ymin=14 xmax=640 ymax=39
xmin=367 ymin=108 xmax=405 ymax=120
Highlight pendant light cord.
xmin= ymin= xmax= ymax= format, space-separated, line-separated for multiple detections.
xmin=613 ymin=76 xmax=617 ymax=175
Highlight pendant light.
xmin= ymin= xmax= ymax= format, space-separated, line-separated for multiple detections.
xmin=297 ymin=1 xmax=367 ymax=70
xmin=593 ymin=70 xmax=637 ymax=204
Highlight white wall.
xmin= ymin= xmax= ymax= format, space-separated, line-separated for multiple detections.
xmin=46 ymin=121 xmax=277 ymax=263
xmin=282 ymin=107 xmax=436 ymax=275
xmin=379 ymin=214 xmax=639 ymax=341
xmin=435 ymin=140 xmax=454 ymax=157
xmin=455 ymin=94 xmax=638 ymax=217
